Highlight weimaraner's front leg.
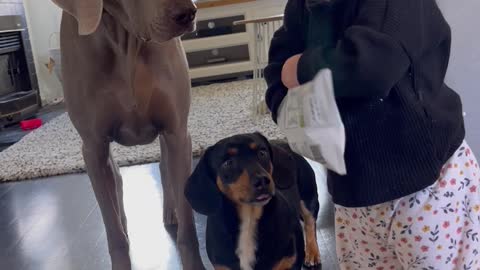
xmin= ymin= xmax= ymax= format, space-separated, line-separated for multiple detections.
xmin=161 ymin=130 xmax=205 ymax=270
xmin=83 ymin=142 xmax=131 ymax=270
xmin=160 ymin=136 xmax=178 ymax=226
xmin=115 ymin=167 xmax=129 ymax=237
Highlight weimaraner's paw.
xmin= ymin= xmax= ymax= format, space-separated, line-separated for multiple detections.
xmin=178 ymin=243 xmax=206 ymax=270
xmin=110 ymin=248 xmax=132 ymax=270
xmin=182 ymin=259 xmax=206 ymax=270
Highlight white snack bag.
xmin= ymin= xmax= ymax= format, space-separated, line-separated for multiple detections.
xmin=278 ymin=69 xmax=347 ymax=175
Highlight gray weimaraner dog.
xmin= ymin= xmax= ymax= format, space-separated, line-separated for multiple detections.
xmin=51 ymin=0 xmax=204 ymax=269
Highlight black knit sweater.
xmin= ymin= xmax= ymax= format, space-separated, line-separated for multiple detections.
xmin=265 ymin=0 xmax=465 ymax=207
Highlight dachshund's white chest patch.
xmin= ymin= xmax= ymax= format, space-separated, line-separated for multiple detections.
xmin=236 ymin=206 xmax=263 ymax=270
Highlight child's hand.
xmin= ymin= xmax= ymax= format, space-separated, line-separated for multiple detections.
xmin=281 ymin=54 xmax=302 ymax=89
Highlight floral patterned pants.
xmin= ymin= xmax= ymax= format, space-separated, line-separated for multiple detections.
xmin=335 ymin=142 xmax=480 ymax=270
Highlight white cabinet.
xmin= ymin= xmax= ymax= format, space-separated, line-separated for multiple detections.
xmin=183 ymin=0 xmax=287 ymax=81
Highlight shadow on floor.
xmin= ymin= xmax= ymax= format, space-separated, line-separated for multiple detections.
xmin=0 ymin=160 xmax=338 ymax=270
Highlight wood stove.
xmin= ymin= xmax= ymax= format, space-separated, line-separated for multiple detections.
xmin=0 ymin=15 xmax=40 ymax=127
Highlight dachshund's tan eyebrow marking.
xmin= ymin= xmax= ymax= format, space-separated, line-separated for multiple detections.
xmin=249 ymin=143 xmax=257 ymax=150
xmin=227 ymin=148 xmax=238 ymax=155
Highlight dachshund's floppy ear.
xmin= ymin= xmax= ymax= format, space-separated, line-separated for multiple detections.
xmin=52 ymin=0 xmax=103 ymax=35
xmin=253 ymin=132 xmax=296 ymax=190
xmin=184 ymin=147 xmax=222 ymax=216
xmin=270 ymin=144 xmax=297 ymax=189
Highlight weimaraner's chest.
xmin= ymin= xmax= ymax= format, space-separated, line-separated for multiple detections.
xmin=63 ymin=36 xmax=190 ymax=145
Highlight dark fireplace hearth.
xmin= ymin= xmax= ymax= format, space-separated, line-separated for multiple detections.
xmin=0 ymin=15 xmax=40 ymax=127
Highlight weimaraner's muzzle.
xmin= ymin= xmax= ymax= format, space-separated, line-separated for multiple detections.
xmin=51 ymin=0 xmax=203 ymax=269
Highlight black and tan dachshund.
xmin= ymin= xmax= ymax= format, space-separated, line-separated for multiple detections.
xmin=185 ymin=132 xmax=321 ymax=270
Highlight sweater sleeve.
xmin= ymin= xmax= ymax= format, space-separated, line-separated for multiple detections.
xmin=264 ymin=0 xmax=306 ymax=123
xmin=297 ymin=0 xmax=412 ymax=98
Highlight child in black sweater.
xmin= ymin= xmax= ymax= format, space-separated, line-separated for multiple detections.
xmin=265 ymin=0 xmax=480 ymax=268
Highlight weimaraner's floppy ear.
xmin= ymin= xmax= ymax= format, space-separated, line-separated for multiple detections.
xmin=253 ymin=132 xmax=296 ymax=190
xmin=184 ymin=147 xmax=222 ymax=216
xmin=52 ymin=0 xmax=103 ymax=35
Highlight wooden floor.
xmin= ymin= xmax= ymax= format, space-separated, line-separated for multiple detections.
xmin=0 ymin=161 xmax=338 ymax=270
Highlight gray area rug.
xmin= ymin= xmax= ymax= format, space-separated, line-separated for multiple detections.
xmin=0 ymin=80 xmax=284 ymax=182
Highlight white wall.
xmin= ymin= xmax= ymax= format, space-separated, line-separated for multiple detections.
xmin=23 ymin=0 xmax=63 ymax=105
xmin=437 ymin=0 xmax=480 ymax=153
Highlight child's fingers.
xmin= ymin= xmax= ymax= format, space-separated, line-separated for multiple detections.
xmin=282 ymin=54 xmax=302 ymax=88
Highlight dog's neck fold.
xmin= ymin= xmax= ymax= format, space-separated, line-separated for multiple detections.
xmin=102 ymin=11 xmax=154 ymax=114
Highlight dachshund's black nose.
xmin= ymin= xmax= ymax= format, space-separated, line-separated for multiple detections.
xmin=254 ymin=176 xmax=271 ymax=190
xmin=174 ymin=8 xmax=197 ymax=26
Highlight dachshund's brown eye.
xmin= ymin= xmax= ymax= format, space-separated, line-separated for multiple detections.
xmin=222 ymin=159 xmax=234 ymax=170
xmin=258 ymin=150 xmax=268 ymax=159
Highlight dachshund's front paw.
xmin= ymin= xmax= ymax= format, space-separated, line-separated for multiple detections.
xmin=304 ymin=243 xmax=321 ymax=268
